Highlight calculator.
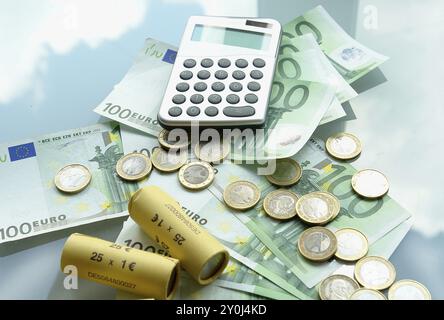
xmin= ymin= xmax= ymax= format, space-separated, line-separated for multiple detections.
xmin=157 ymin=16 xmax=282 ymax=129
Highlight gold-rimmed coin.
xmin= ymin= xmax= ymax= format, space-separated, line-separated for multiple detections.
xmin=223 ymin=181 xmax=261 ymax=211
xmin=334 ymin=228 xmax=368 ymax=262
xmin=158 ymin=128 xmax=190 ymax=150
xmin=178 ymin=161 xmax=214 ymax=190
xmin=350 ymin=288 xmax=386 ymax=300
xmin=194 ymin=139 xmax=230 ymax=164
xmin=354 ymin=256 xmax=396 ymax=290
xmin=326 ymin=132 xmax=362 ymax=160
xmin=298 ymin=226 xmax=337 ymax=262
xmin=351 ymin=169 xmax=389 ymax=199
xmin=116 ymin=153 xmax=152 ymax=181
xmin=265 ymin=158 xmax=302 ymax=186
xmin=263 ymin=189 xmax=299 ymax=220
xmin=54 ymin=164 xmax=91 ymax=193
xmin=151 ymin=147 xmax=187 ymax=173
xmin=296 ymin=191 xmax=340 ymax=225
xmin=318 ymin=275 xmax=359 ymax=300
xmin=388 ymin=280 xmax=431 ymax=300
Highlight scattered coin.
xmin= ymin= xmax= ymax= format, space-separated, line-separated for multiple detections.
xmin=223 ymin=181 xmax=261 ymax=211
xmin=298 ymin=226 xmax=337 ymax=262
xmin=354 ymin=256 xmax=396 ymax=290
xmin=296 ymin=191 xmax=340 ymax=225
xmin=318 ymin=274 xmax=360 ymax=300
xmin=151 ymin=147 xmax=187 ymax=173
xmin=263 ymin=189 xmax=299 ymax=220
xmin=351 ymin=169 xmax=389 ymax=199
xmin=178 ymin=161 xmax=214 ymax=190
xmin=326 ymin=132 xmax=362 ymax=160
xmin=116 ymin=153 xmax=152 ymax=181
xmin=350 ymin=288 xmax=386 ymax=300
xmin=54 ymin=164 xmax=92 ymax=193
xmin=388 ymin=279 xmax=431 ymax=300
xmin=158 ymin=128 xmax=190 ymax=150
xmin=265 ymin=158 xmax=302 ymax=186
xmin=334 ymin=228 xmax=369 ymax=262
xmin=194 ymin=139 xmax=230 ymax=164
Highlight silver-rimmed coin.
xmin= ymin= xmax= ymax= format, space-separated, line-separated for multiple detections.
xmin=318 ymin=275 xmax=360 ymax=300
xmin=151 ymin=147 xmax=187 ymax=173
xmin=178 ymin=161 xmax=214 ymax=190
xmin=223 ymin=181 xmax=261 ymax=211
xmin=388 ymin=280 xmax=431 ymax=300
xmin=334 ymin=228 xmax=369 ymax=262
xmin=265 ymin=158 xmax=302 ymax=187
xmin=296 ymin=191 xmax=340 ymax=225
xmin=350 ymin=288 xmax=386 ymax=300
xmin=158 ymin=128 xmax=190 ymax=150
xmin=298 ymin=226 xmax=337 ymax=262
xmin=54 ymin=164 xmax=91 ymax=193
xmin=116 ymin=153 xmax=152 ymax=181
xmin=354 ymin=256 xmax=396 ymax=290
xmin=351 ymin=169 xmax=389 ymax=199
xmin=263 ymin=189 xmax=299 ymax=220
xmin=326 ymin=132 xmax=362 ymax=160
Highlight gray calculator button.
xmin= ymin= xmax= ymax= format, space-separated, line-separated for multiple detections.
xmin=218 ymin=58 xmax=231 ymax=68
xmin=215 ymin=70 xmax=228 ymax=80
xmin=232 ymin=70 xmax=245 ymax=80
xmin=212 ymin=82 xmax=225 ymax=92
xmin=180 ymin=70 xmax=193 ymax=80
xmin=168 ymin=107 xmax=182 ymax=117
xmin=197 ymin=70 xmax=211 ymax=80
xmin=250 ymin=70 xmax=263 ymax=79
xmin=226 ymin=94 xmax=240 ymax=104
xmin=245 ymin=93 xmax=258 ymax=104
xmin=194 ymin=82 xmax=207 ymax=92
xmin=205 ymin=106 xmax=219 ymax=117
xmin=223 ymin=106 xmax=255 ymax=117
xmin=172 ymin=94 xmax=186 ymax=104
xmin=187 ymin=106 xmax=201 ymax=117
xmin=190 ymin=94 xmax=204 ymax=104
xmin=183 ymin=59 xmax=196 ymax=68
xmin=176 ymin=82 xmax=190 ymax=92
xmin=229 ymin=82 xmax=243 ymax=92
xmin=201 ymin=58 xmax=214 ymax=68
xmin=247 ymin=81 xmax=261 ymax=91
xmin=208 ymin=94 xmax=222 ymax=104
xmin=253 ymin=58 xmax=266 ymax=68
xmin=235 ymin=59 xmax=248 ymax=68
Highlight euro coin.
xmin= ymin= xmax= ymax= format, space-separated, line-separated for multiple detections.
xmin=351 ymin=169 xmax=389 ymax=199
xmin=326 ymin=132 xmax=362 ymax=160
xmin=151 ymin=147 xmax=187 ymax=173
xmin=116 ymin=153 xmax=152 ymax=181
xmin=350 ymin=288 xmax=386 ymax=300
xmin=318 ymin=275 xmax=359 ymax=300
xmin=296 ymin=191 xmax=340 ymax=225
xmin=265 ymin=158 xmax=302 ymax=186
xmin=223 ymin=181 xmax=261 ymax=211
xmin=178 ymin=161 xmax=214 ymax=190
xmin=388 ymin=279 xmax=431 ymax=300
xmin=298 ymin=226 xmax=337 ymax=262
xmin=158 ymin=129 xmax=190 ymax=150
xmin=334 ymin=228 xmax=368 ymax=262
xmin=54 ymin=164 xmax=91 ymax=193
xmin=354 ymin=256 xmax=396 ymax=290
xmin=263 ymin=189 xmax=299 ymax=220
xmin=194 ymin=139 xmax=230 ymax=164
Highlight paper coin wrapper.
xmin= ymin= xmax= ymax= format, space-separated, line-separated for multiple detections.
xmin=128 ymin=186 xmax=229 ymax=285
xmin=60 ymin=233 xmax=179 ymax=300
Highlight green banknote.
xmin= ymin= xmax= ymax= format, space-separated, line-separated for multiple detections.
xmin=283 ymin=5 xmax=388 ymax=83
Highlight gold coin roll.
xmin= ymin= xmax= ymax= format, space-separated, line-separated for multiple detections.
xmin=60 ymin=233 xmax=179 ymax=300
xmin=128 ymin=186 xmax=229 ymax=285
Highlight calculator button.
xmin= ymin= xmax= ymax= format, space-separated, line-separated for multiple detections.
xmin=172 ymin=94 xmax=186 ymax=104
xmin=187 ymin=106 xmax=201 ymax=117
xmin=201 ymin=58 xmax=214 ymax=68
xmin=232 ymin=70 xmax=246 ymax=80
xmin=194 ymin=82 xmax=207 ymax=92
xmin=205 ymin=106 xmax=219 ymax=117
xmin=168 ymin=107 xmax=182 ymax=117
xmin=215 ymin=70 xmax=228 ymax=80
xmin=197 ymin=70 xmax=211 ymax=80
xmin=223 ymin=106 xmax=255 ymax=117
xmin=253 ymin=58 xmax=266 ymax=68
xmin=245 ymin=93 xmax=258 ymax=104
xmin=208 ymin=94 xmax=222 ymax=104
xmin=218 ymin=59 xmax=231 ymax=68
xmin=247 ymin=81 xmax=261 ymax=91
xmin=229 ymin=82 xmax=243 ymax=92
xmin=180 ymin=70 xmax=193 ymax=80
xmin=226 ymin=94 xmax=240 ymax=104
xmin=176 ymin=82 xmax=190 ymax=92
xmin=190 ymin=94 xmax=204 ymax=104
xmin=212 ymin=82 xmax=225 ymax=92
xmin=235 ymin=59 xmax=248 ymax=68
xmin=250 ymin=70 xmax=263 ymax=79
xmin=183 ymin=59 xmax=196 ymax=68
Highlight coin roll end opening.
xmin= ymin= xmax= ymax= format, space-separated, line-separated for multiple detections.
xmin=165 ymin=261 xmax=180 ymax=300
xmin=197 ymin=250 xmax=230 ymax=285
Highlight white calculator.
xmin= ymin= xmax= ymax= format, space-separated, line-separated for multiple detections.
xmin=158 ymin=16 xmax=282 ymax=129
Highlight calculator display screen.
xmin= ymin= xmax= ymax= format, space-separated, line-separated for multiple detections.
xmin=191 ymin=24 xmax=271 ymax=50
